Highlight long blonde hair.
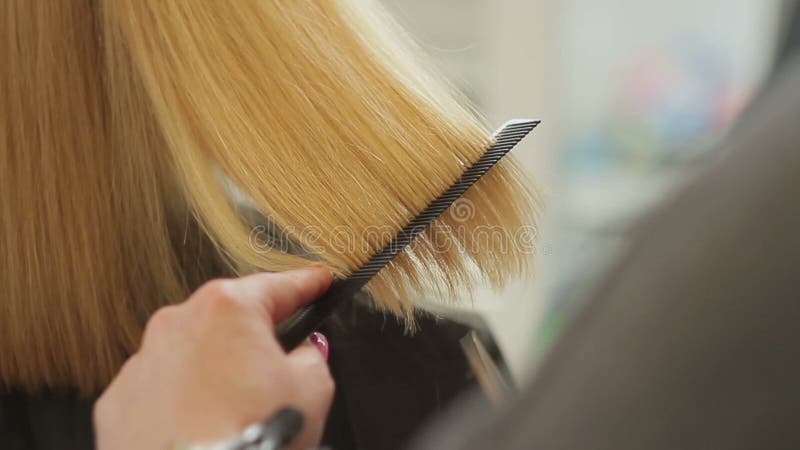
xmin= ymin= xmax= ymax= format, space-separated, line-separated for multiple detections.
xmin=1 ymin=0 xmax=539 ymax=393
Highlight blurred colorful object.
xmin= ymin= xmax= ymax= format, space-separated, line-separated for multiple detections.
xmin=565 ymin=39 xmax=752 ymax=179
xmin=534 ymin=0 xmax=781 ymax=364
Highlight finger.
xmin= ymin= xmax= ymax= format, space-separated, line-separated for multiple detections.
xmin=287 ymin=339 xmax=332 ymax=378
xmin=221 ymin=266 xmax=333 ymax=323
xmin=286 ymin=340 xmax=335 ymax=450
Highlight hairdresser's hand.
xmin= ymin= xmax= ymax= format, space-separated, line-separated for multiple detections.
xmin=94 ymin=267 xmax=334 ymax=450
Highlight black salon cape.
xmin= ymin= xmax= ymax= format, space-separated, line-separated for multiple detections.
xmin=0 ymin=300 xmax=490 ymax=450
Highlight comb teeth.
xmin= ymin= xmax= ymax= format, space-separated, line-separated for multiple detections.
xmin=349 ymin=118 xmax=540 ymax=281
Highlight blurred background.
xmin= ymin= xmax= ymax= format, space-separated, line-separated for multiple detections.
xmin=380 ymin=0 xmax=798 ymax=383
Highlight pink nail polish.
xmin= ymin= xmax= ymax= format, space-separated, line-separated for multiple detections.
xmin=309 ymin=332 xmax=329 ymax=360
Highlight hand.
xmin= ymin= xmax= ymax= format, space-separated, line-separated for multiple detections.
xmin=94 ymin=267 xmax=335 ymax=450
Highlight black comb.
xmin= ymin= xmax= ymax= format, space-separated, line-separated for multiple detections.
xmin=277 ymin=119 xmax=540 ymax=350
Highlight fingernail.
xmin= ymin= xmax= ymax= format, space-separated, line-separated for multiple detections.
xmin=309 ymin=332 xmax=329 ymax=361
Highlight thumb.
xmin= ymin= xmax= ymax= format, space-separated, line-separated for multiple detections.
xmin=221 ymin=267 xmax=333 ymax=324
